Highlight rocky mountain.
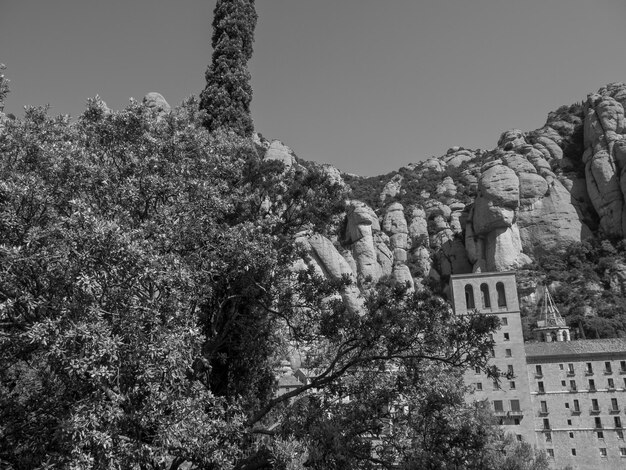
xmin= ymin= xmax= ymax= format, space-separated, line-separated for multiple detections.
xmin=257 ymin=83 xmax=626 ymax=304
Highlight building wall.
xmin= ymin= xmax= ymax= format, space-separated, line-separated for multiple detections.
xmin=451 ymin=272 xmax=537 ymax=446
xmin=527 ymin=354 xmax=626 ymax=469
xmin=452 ymin=272 xmax=626 ymax=470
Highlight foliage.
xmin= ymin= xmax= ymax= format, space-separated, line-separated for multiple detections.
xmin=0 ymin=95 xmax=504 ymax=468
xmin=199 ymin=0 xmax=257 ymax=137
xmin=524 ymin=238 xmax=626 ymax=339
xmin=0 ymin=63 xmax=9 ymax=112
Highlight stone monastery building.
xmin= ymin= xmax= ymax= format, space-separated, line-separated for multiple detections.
xmin=451 ymin=272 xmax=626 ymax=470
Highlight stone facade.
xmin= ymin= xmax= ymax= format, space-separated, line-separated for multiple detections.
xmin=451 ymin=272 xmax=626 ymax=470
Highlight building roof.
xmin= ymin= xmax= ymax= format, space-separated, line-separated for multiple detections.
xmin=525 ymin=338 xmax=626 ymax=358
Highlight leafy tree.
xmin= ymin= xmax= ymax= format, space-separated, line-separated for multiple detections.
xmin=0 ymin=95 xmax=504 ymax=469
xmin=199 ymin=0 xmax=257 ymax=136
xmin=0 ymin=63 xmax=9 ymax=113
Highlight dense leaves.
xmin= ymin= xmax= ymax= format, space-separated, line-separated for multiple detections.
xmin=0 ymin=93 xmax=513 ymax=468
xmin=523 ymin=238 xmax=626 ymax=339
xmin=199 ymin=0 xmax=257 ymax=136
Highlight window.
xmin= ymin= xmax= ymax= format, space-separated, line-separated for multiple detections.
xmin=595 ymin=417 xmax=603 ymax=429
xmin=569 ymin=432 xmax=574 ymax=438
xmin=490 ymin=348 xmax=495 ymax=358
xmin=513 ymin=418 xmax=520 ymax=425
xmin=573 ymin=400 xmax=580 ymax=412
xmin=565 ymin=402 xmax=570 ymax=408
xmin=609 ymin=378 xmax=616 ymax=389
xmin=624 ymin=377 xmax=626 ymax=388
xmin=547 ymin=449 xmax=554 ymax=458
xmin=621 ymin=360 xmax=626 ymax=372
xmin=559 ymin=364 xmax=564 ymax=370
xmin=493 ymin=400 xmax=504 ymax=412
xmin=480 ymin=283 xmax=491 ymax=308
xmin=538 ymin=381 xmax=545 ymax=393
xmin=493 ymin=381 xmax=499 ymax=390
xmin=501 ymin=316 xmax=508 ymax=326
xmin=600 ymin=448 xmax=607 ymax=458
xmin=571 ymin=449 xmax=577 ymax=456
xmin=496 ymin=282 xmax=507 ymax=307
xmin=545 ymin=432 xmax=552 ymax=442
xmin=621 ymin=447 xmax=626 ymax=456
xmin=540 ymin=401 xmax=548 ymax=414
xmin=587 ymin=363 xmax=594 ymax=374
xmin=505 ymin=348 xmax=512 ymax=357
xmin=589 ymin=379 xmax=596 ymax=391
xmin=598 ymin=431 xmax=604 ymax=439
xmin=568 ymin=363 xmax=575 ymax=375
xmin=567 ymin=419 xmax=572 ymax=425
xmin=465 ymin=284 xmax=475 ymax=310
xmin=619 ymin=430 xmax=625 ymax=439
xmin=510 ymin=400 xmax=520 ymax=412
xmin=535 ymin=365 xmax=543 ymax=376
xmin=612 ymin=398 xmax=619 ymax=411
xmin=605 ymin=361 xmax=613 ymax=374
xmin=474 ymin=366 xmax=481 ymax=374
xmin=592 ymin=399 xmax=600 ymax=412
xmin=508 ymin=365 xmax=514 ymax=377
xmin=475 ymin=383 xmax=482 ymax=391
xmin=509 ymin=381 xmax=516 ymax=389
xmin=516 ymin=435 xmax=522 ymax=442
xmin=616 ymin=417 xmax=622 ymax=428
xmin=570 ymin=380 xmax=577 ymax=392
xmin=503 ymin=332 xmax=510 ymax=341
xmin=543 ymin=418 xmax=550 ymax=430
xmin=561 ymin=380 xmax=566 ymax=386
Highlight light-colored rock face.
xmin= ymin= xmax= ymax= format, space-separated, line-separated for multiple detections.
xmin=143 ymin=92 xmax=170 ymax=113
xmin=298 ymin=233 xmax=364 ymax=316
xmin=582 ymin=84 xmax=626 ymax=237
xmin=443 ymin=148 xmax=475 ymax=168
xmin=380 ymin=174 xmax=403 ymax=203
xmin=264 ymin=140 xmax=296 ymax=169
xmin=292 ymin=82 xmax=626 ymax=304
xmin=321 ymin=164 xmax=344 ymax=187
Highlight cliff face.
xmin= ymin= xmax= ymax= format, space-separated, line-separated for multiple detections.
xmin=262 ymin=83 xmax=626 ymax=291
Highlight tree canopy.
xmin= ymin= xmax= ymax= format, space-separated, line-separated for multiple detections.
xmin=199 ymin=0 xmax=257 ymax=136
xmin=0 ymin=84 xmax=530 ymax=468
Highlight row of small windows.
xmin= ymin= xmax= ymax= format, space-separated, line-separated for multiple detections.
xmin=537 ymin=377 xmax=625 ymax=393
xmin=546 ymin=447 xmax=626 ymax=458
xmin=542 ymin=416 xmax=622 ymax=430
xmin=540 ymin=398 xmax=622 ymax=415
xmin=464 ymin=282 xmax=507 ymax=310
xmin=535 ymin=361 xmax=626 ymax=378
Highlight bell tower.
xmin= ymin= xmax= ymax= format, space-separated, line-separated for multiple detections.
xmin=533 ymin=284 xmax=570 ymax=342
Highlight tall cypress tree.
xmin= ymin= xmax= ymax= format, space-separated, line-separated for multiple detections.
xmin=200 ymin=0 xmax=257 ymax=137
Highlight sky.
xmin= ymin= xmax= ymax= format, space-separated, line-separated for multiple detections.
xmin=2 ymin=0 xmax=626 ymax=176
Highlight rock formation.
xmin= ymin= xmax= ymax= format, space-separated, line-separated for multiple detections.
xmin=291 ymin=82 xmax=626 ymax=297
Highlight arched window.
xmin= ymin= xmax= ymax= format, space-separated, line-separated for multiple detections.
xmin=496 ymin=282 xmax=507 ymax=308
xmin=563 ymin=330 xmax=570 ymax=342
xmin=465 ymin=284 xmax=476 ymax=310
xmin=480 ymin=283 xmax=491 ymax=309
xmin=551 ymin=332 xmax=557 ymax=342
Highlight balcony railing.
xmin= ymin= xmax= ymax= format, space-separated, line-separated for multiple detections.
xmin=610 ymin=407 xmax=621 ymax=414
xmin=567 ymin=370 xmax=576 ymax=377
xmin=495 ymin=410 xmax=523 ymax=418
xmin=590 ymin=407 xmax=601 ymax=414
